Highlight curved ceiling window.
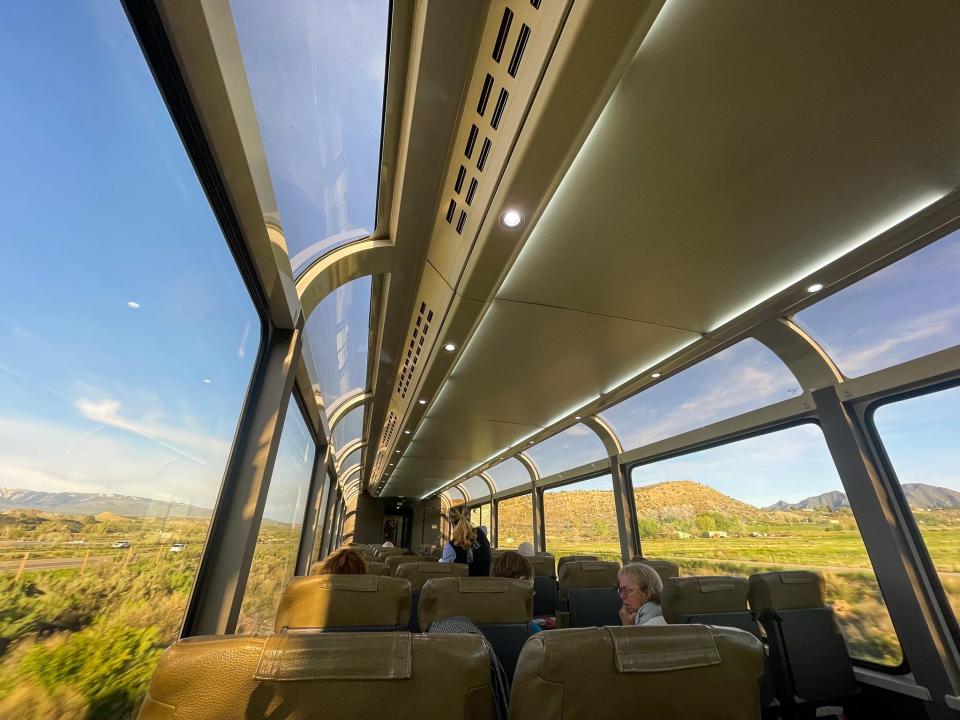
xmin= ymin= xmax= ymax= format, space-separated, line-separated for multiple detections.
xmin=795 ymin=228 xmax=960 ymax=377
xmin=0 ymin=3 xmax=261 ymax=714
xmin=601 ymin=339 xmax=800 ymax=452
xmin=526 ymin=424 xmax=607 ymax=478
xmin=231 ymin=0 xmax=390 ymax=273
xmin=459 ymin=476 xmax=492 ymax=502
xmin=486 ymin=457 xmax=532 ymax=493
xmin=332 ymin=404 xmax=364 ymax=453
xmin=304 ymin=275 xmax=372 ymax=410
xmin=339 ymin=448 xmax=362 ymax=473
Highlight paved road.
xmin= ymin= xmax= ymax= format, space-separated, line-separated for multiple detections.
xmin=0 ymin=555 xmax=111 ymax=572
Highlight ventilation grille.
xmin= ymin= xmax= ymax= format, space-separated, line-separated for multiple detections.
xmin=442 ymin=2 xmax=539 ymax=236
xmin=396 ymin=301 xmax=434 ymax=399
xmin=372 ymin=411 xmax=398 ymax=485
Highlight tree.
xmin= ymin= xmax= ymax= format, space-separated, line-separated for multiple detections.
xmin=695 ymin=514 xmax=717 ymax=534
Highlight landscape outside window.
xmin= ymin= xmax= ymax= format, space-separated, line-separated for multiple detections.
xmin=496 ymin=495 xmax=534 ymax=548
xmin=631 ymin=424 xmax=902 ymax=666
xmin=237 ymin=400 xmax=315 ymax=634
xmin=0 ymin=3 xmax=261 ymax=716
xmin=469 ymin=503 xmax=491 ymax=531
xmin=543 ymin=475 xmax=620 ymax=563
xmin=873 ymin=387 xmax=960 ymax=623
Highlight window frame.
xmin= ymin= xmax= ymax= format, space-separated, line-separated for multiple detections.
xmin=865 ymin=378 xmax=960 ymax=653
xmin=625 ymin=416 xmax=909 ymax=674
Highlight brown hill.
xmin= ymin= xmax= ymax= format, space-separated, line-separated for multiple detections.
xmin=634 ymin=481 xmax=760 ymax=521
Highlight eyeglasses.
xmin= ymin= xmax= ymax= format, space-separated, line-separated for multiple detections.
xmin=617 ymin=586 xmax=639 ymax=597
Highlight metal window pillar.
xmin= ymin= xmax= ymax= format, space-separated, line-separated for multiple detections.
xmin=815 ymin=385 xmax=960 ymax=718
xmin=181 ymin=324 xmax=302 ymax=637
xmin=481 ymin=472 xmax=497 ymax=546
xmin=516 ymin=454 xmax=543 ymax=552
xmin=581 ymin=415 xmax=638 ymax=562
xmin=295 ymin=444 xmax=330 ymax=575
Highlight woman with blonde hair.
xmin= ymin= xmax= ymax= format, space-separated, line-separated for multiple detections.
xmin=617 ymin=562 xmax=666 ymax=626
xmin=439 ymin=509 xmax=491 ymax=576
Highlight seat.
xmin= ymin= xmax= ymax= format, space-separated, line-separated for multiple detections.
xmin=376 ymin=547 xmax=407 ymax=560
xmin=634 ymin=558 xmax=680 ymax=585
xmin=395 ymin=562 xmax=469 ymax=631
xmin=274 ymin=574 xmax=411 ymax=632
xmin=556 ymin=554 xmax=599 ymax=574
xmin=365 ymin=561 xmax=393 ymax=577
xmin=419 ymin=576 xmax=534 ymax=679
xmin=138 ymin=632 xmax=492 ymax=720
xmin=529 ymin=555 xmax=558 ymax=617
xmin=386 ymin=554 xmax=422 ymax=575
xmin=662 ymin=576 xmax=758 ymax=636
xmin=509 ymin=625 xmax=764 ymax=720
xmin=749 ymin=571 xmax=859 ymax=714
xmin=559 ymin=560 xmax=620 ymax=627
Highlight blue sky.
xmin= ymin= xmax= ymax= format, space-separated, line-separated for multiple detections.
xmin=1 ymin=1 xmax=957 ymax=521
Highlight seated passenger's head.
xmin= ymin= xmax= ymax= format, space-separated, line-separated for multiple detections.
xmin=517 ymin=542 xmax=535 ymax=557
xmin=492 ymin=550 xmax=534 ymax=582
xmin=317 ymin=548 xmax=367 ymax=575
xmin=381 ymin=540 xmax=394 ymax=547
xmin=617 ymin=563 xmax=663 ymax=615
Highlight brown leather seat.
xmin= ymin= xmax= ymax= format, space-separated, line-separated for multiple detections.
xmin=376 ymin=547 xmax=407 ymax=560
xmin=386 ymin=554 xmax=422 ymax=575
xmin=662 ymin=576 xmax=751 ymax=624
xmin=558 ymin=560 xmax=619 ymax=602
xmin=274 ymin=574 xmax=411 ymax=632
xmin=529 ymin=556 xmax=558 ymax=617
xmin=633 ymin=558 xmax=680 ymax=584
xmin=365 ymin=561 xmax=393 ymax=577
xmin=529 ymin=556 xmax=555 ymax=578
xmin=396 ymin=562 xmax=469 ymax=592
xmin=510 ymin=625 xmax=764 ymax=720
xmin=557 ymin=554 xmax=599 ymax=574
xmin=419 ymin=577 xmax=534 ymax=678
xmin=558 ymin=560 xmax=621 ymax=628
xmin=138 ymin=632 xmax=492 ymax=720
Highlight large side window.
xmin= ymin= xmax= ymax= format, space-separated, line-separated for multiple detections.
xmin=543 ymin=475 xmax=621 ymax=562
xmin=631 ymin=424 xmax=903 ymax=666
xmin=0 ymin=4 xmax=261 ymax=717
xmin=469 ymin=503 xmax=491 ymax=530
xmin=497 ymin=494 xmax=534 ymax=548
xmin=237 ymin=399 xmax=315 ymax=633
xmin=872 ymin=386 xmax=960 ymax=624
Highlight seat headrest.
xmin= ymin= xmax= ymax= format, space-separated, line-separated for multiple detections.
xmin=395 ymin=562 xmax=468 ymax=591
xmin=557 ymin=555 xmax=599 ymax=572
xmin=375 ymin=548 xmax=407 ymax=560
xmin=274 ymin=575 xmax=411 ymax=631
xmin=558 ymin=560 xmax=620 ymax=600
xmin=365 ymin=561 xmax=393 ymax=576
xmin=137 ymin=633 xmax=492 ymax=720
xmin=510 ymin=625 xmax=763 ymax=720
xmin=418 ymin=577 xmax=533 ymax=629
xmin=635 ymin=559 xmax=680 ymax=583
xmin=386 ymin=554 xmax=422 ymax=574
xmin=749 ymin=571 xmax=825 ymax=612
xmin=529 ymin=556 xmax=556 ymax=578
xmin=661 ymin=576 xmax=750 ymax=624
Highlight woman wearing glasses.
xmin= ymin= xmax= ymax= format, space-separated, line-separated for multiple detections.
xmin=617 ymin=563 xmax=667 ymax=626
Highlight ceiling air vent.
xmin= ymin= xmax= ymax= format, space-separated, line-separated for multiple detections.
xmin=396 ymin=301 xmax=434 ymax=399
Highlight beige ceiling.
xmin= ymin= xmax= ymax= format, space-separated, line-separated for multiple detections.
xmin=391 ymin=0 xmax=960 ymax=497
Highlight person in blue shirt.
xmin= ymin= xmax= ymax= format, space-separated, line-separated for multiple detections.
xmin=439 ymin=511 xmax=491 ymax=576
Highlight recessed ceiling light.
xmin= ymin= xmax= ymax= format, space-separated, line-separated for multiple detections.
xmin=404 ymin=430 xmax=411 ymax=435
xmin=574 ymin=415 xmax=582 ymax=420
xmin=528 ymin=440 xmax=534 ymax=445
xmin=806 ymin=282 xmax=824 ymax=293
xmin=395 ymin=450 xmax=400 ymax=454
xmin=442 ymin=342 xmax=457 ymax=352
xmin=500 ymin=208 xmax=523 ymax=228
xmin=418 ymin=399 xmax=427 ymax=405
xmin=651 ymin=372 xmax=661 ymax=379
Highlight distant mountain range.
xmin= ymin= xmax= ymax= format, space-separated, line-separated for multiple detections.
xmin=0 ymin=488 xmax=209 ymax=518
xmin=765 ymin=484 xmax=960 ymax=511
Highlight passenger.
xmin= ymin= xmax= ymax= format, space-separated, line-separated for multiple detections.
xmin=315 ymin=547 xmax=367 ymax=575
xmin=491 ymin=551 xmax=541 ymax=634
xmin=440 ymin=511 xmax=491 ymax=576
xmin=617 ymin=562 xmax=666 ymax=626
xmin=517 ymin=541 xmax=535 ymax=557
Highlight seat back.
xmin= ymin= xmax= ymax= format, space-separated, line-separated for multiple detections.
xmin=138 ymin=632 xmax=492 ymax=720
xmin=529 ymin=555 xmax=555 ymax=578
xmin=510 ymin=625 xmax=764 ymax=720
xmin=635 ymin=558 xmax=680 ymax=585
xmin=749 ymin=571 xmax=858 ymax=707
xmin=662 ymin=576 xmax=756 ymax=632
xmin=275 ymin=575 xmax=411 ymax=632
xmin=557 ymin=554 xmax=599 ymax=574
xmin=365 ymin=561 xmax=393 ymax=576
xmin=376 ymin=547 xmax=406 ymax=560
xmin=419 ymin=576 xmax=534 ymax=677
xmin=396 ymin=562 xmax=469 ymax=632
xmin=559 ymin=560 xmax=621 ymax=627
xmin=530 ymin=556 xmax=559 ymax=616
xmin=386 ymin=554 xmax=422 ymax=575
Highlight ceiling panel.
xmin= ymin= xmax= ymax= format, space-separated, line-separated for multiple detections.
xmin=407 ymin=416 xmax=540 ymax=464
xmin=497 ymin=0 xmax=960 ymax=332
